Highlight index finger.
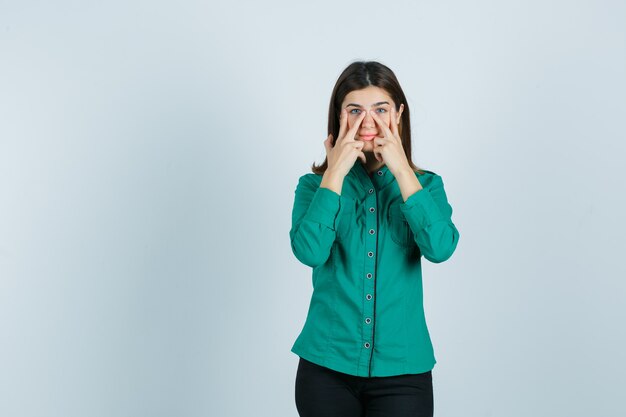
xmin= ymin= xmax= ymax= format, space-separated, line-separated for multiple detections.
xmin=342 ymin=109 xmax=367 ymax=142
xmin=369 ymin=109 xmax=393 ymax=139
xmin=390 ymin=105 xmax=400 ymax=137
xmin=336 ymin=108 xmax=348 ymax=145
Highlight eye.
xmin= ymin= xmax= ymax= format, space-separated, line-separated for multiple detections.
xmin=349 ymin=108 xmax=361 ymax=114
xmin=376 ymin=108 xmax=387 ymax=113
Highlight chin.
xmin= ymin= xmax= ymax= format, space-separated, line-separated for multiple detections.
xmin=360 ymin=141 xmax=375 ymax=151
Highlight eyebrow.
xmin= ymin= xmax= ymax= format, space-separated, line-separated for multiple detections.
xmin=345 ymin=101 xmax=390 ymax=108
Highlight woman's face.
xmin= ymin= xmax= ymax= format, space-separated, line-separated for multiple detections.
xmin=340 ymin=86 xmax=404 ymax=153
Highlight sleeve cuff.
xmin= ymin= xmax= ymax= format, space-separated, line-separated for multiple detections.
xmin=399 ymin=188 xmax=445 ymax=231
xmin=302 ymin=187 xmax=341 ymax=230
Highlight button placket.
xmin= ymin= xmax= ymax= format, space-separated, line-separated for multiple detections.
xmin=361 ymin=181 xmax=378 ymax=370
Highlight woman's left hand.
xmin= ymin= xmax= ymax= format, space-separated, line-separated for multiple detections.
xmin=369 ymin=106 xmax=411 ymax=177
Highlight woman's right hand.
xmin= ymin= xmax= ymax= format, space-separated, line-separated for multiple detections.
xmin=323 ymin=108 xmax=367 ymax=178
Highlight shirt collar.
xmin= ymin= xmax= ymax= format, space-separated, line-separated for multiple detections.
xmin=349 ymin=161 xmax=395 ymax=190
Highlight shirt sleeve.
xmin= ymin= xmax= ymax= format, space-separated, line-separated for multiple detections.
xmin=289 ymin=174 xmax=341 ymax=268
xmin=399 ymin=173 xmax=460 ymax=263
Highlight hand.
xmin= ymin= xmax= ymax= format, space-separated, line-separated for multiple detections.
xmin=369 ymin=105 xmax=411 ymax=177
xmin=323 ymin=108 xmax=367 ymax=177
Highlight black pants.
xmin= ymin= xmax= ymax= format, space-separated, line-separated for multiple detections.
xmin=295 ymin=357 xmax=434 ymax=417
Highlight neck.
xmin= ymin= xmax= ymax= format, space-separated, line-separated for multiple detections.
xmin=362 ymin=153 xmax=385 ymax=175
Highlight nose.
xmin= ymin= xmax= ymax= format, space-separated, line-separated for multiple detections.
xmin=362 ymin=111 xmax=375 ymax=127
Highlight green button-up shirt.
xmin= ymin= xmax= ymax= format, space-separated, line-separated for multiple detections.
xmin=289 ymin=161 xmax=460 ymax=377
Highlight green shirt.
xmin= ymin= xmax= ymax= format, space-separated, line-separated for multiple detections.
xmin=289 ymin=161 xmax=460 ymax=377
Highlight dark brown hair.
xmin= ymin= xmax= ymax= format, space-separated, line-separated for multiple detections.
xmin=311 ymin=60 xmax=425 ymax=175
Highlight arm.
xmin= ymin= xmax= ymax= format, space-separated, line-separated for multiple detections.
xmin=397 ymin=172 xmax=460 ymax=263
xmin=289 ymin=174 xmax=342 ymax=268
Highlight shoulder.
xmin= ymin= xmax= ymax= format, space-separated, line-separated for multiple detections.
xmin=415 ymin=169 xmax=443 ymax=188
xmin=295 ymin=172 xmax=322 ymax=190
xmin=417 ymin=169 xmax=438 ymax=177
xmin=298 ymin=172 xmax=322 ymax=184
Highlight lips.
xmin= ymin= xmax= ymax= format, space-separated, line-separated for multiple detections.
xmin=359 ymin=134 xmax=377 ymax=141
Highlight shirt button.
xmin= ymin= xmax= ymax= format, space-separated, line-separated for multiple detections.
xmin=366 ymin=273 xmax=372 ymax=279
xmin=367 ymin=251 xmax=374 ymax=257
xmin=369 ymin=229 xmax=375 ymax=235
xmin=364 ymin=342 xmax=370 ymax=348
xmin=369 ymin=207 xmax=375 ymax=213
xmin=365 ymin=317 xmax=371 ymax=324
xmin=368 ymin=188 xmax=374 ymax=194
xmin=366 ymin=294 xmax=372 ymax=300
xmin=377 ymin=170 xmax=383 ymax=176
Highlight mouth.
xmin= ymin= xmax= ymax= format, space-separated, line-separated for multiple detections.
xmin=359 ymin=134 xmax=377 ymax=141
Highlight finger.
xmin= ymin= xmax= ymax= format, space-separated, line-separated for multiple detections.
xmin=369 ymin=110 xmax=392 ymax=139
xmin=324 ymin=134 xmax=332 ymax=150
xmin=344 ymin=109 xmax=367 ymax=142
xmin=336 ymin=108 xmax=348 ymax=145
xmin=353 ymin=142 xmax=366 ymax=164
xmin=390 ymin=105 xmax=400 ymax=137
xmin=374 ymin=148 xmax=383 ymax=163
xmin=354 ymin=140 xmax=367 ymax=157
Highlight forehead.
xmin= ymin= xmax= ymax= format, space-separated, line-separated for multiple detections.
xmin=341 ymin=86 xmax=393 ymax=107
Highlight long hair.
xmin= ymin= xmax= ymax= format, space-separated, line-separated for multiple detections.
xmin=312 ymin=60 xmax=425 ymax=175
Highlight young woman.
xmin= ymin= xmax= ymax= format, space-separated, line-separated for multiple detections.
xmin=289 ymin=61 xmax=460 ymax=417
